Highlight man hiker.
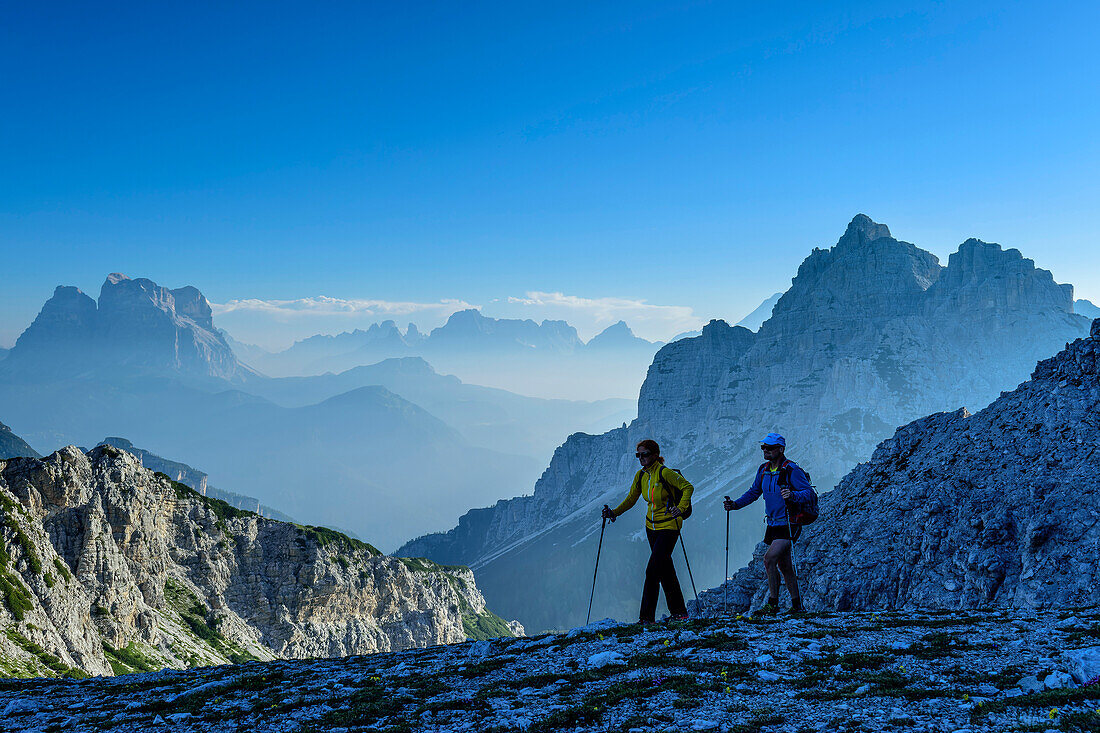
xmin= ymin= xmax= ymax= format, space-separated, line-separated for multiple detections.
xmin=602 ymin=439 xmax=694 ymax=624
xmin=724 ymin=433 xmax=812 ymax=615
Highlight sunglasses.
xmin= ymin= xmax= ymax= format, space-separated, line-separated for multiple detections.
xmin=635 ymin=451 xmax=652 ymax=458
xmin=761 ymin=445 xmax=781 ymax=451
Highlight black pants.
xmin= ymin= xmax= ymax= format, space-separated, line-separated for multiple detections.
xmin=640 ymin=528 xmax=686 ymax=622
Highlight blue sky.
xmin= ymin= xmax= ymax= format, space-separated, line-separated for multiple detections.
xmin=2 ymin=1 xmax=1098 ymax=348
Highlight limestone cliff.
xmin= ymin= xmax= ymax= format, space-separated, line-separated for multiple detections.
xmin=707 ymin=317 xmax=1100 ymax=612
xmin=400 ymin=215 xmax=1091 ymax=632
xmin=0 ymin=445 xmax=515 ymax=679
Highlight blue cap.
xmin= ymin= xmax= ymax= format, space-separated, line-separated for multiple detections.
xmin=760 ymin=432 xmax=785 ymax=447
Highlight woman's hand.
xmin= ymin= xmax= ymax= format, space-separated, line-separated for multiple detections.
xmin=667 ymin=505 xmax=682 ymax=518
xmin=602 ymin=505 xmax=615 ymax=520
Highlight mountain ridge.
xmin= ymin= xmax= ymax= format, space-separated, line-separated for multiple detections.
xmin=400 ymin=215 xmax=1091 ymax=632
xmin=0 ymin=444 xmax=518 ymax=679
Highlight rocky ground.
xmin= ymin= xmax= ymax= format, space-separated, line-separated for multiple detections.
xmin=4 ymin=608 xmax=1100 ymax=732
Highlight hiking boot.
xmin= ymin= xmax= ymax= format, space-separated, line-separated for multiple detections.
xmin=785 ymin=600 xmax=806 ymax=616
xmin=669 ymin=613 xmax=689 ymax=623
xmin=753 ymin=602 xmax=780 ymax=618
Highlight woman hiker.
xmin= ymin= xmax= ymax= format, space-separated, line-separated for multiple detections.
xmin=602 ymin=439 xmax=694 ymax=624
xmin=724 ymin=432 xmax=813 ymax=615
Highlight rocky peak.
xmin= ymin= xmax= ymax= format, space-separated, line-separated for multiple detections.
xmin=4 ymin=274 xmax=241 ymax=381
xmin=927 ymin=239 xmax=1075 ymax=315
xmin=11 ymin=286 xmax=97 ymax=354
xmin=0 ymin=444 xmax=517 ymax=678
xmin=429 ymin=310 xmax=582 ymax=351
xmin=588 ymin=321 xmax=634 ymax=345
xmin=837 ymin=213 xmax=893 ymax=247
xmin=169 ymin=285 xmax=215 ymax=331
xmin=762 ymin=216 xmax=941 ymax=341
xmin=437 ymin=309 xmax=487 ymax=334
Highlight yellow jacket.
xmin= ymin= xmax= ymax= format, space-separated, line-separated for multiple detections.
xmin=612 ymin=463 xmax=694 ymax=531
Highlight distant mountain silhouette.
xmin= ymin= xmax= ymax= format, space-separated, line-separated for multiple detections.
xmin=735 ymin=292 xmax=782 ymax=331
xmin=0 ymin=420 xmax=41 ymax=459
xmin=246 ymin=356 xmax=633 ymax=465
xmin=1076 ymin=298 xmax=1100 ymax=319
xmin=230 ymin=309 xmax=665 ymax=401
xmin=4 ymin=274 xmax=244 ymax=382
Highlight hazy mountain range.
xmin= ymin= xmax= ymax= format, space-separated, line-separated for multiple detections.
xmin=398 ymin=215 xmax=1092 ymax=632
xmin=227 ymin=311 xmax=666 ymax=401
xmin=0 ymin=274 xmax=633 ymax=551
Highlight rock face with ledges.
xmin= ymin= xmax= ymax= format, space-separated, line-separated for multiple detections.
xmin=400 ymin=216 xmax=1091 ymax=632
xmin=707 ymin=318 xmax=1100 ymax=612
xmin=0 ymin=445 xmax=513 ymax=678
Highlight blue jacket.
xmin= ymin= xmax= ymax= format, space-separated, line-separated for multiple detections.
xmin=731 ymin=460 xmax=813 ymax=526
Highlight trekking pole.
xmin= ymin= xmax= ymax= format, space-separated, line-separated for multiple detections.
xmin=678 ymin=533 xmax=698 ymax=602
xmin=724 ymin=496 xmax=731 ymax=616
xmin=586 ymin=513 xmax=609 ymax=625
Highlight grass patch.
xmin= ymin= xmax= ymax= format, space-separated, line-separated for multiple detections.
xmin=454 ymin=658 xmax=510 ymax=678
xmin=321 ymin=676 xmax=410 ymax=727
xmin=463 ymin=610 xmax=514 ymax=641
xmin=295 ymin=524 xmax=381 ymax=556
xmin=0 ymin=567 xmax=33 ymax=621
xmin=907 ymin=631 xmax=971 ymax=660
xmin=170 ymin=479 xmax=256 ymax=535
xmin=4 ymin=629 xmax=87 ymax=678
xmin=694 ymin=632 xmax=750 ymax=652
xmin=2 ymin=511 xmax=41 ymax=574
xmin=972 ymin=688 xmax=1100 ymax=718
xmin=529 ymin=675 xmax=707 ymax=732
xmin=102 ymin=641 xmax=160 ymax=674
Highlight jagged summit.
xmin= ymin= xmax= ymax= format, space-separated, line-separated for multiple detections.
xmin=586 ymin=321 xmax=657 ymax=350
xmin=838 ymin=212 xmax=892 ymax=246
xmin=427 ymin=309 xmax=584 ymax=352
xmin=5 ymin=274 xmax=241 ymax=380
xmin=930 ymin=238 xmax=1075 ymax=313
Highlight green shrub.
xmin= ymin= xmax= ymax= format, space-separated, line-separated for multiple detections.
xmin=0 ymin=569 xmax=33 ymax=621
xmin=52 ymin=558 xmax=72 ymax=582
xmin=295 ymin=524 xmax=381 ymax=556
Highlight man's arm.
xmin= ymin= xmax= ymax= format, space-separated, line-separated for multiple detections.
xmin=726 ymin=468 xmax=763 ymax=510
xmin=785 ymin=465 xmax=813 ymax=501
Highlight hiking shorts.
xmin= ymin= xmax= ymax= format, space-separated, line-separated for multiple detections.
xmin=764 ymin=523 xmax=801 ymax=545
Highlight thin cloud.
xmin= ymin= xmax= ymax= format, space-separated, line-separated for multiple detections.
xmin=210 ymin=296 xmax=477 ymax=350
xmin=503 ymin=291 xmax=703 ymax=341
xmin=212 ymin=296 xmax=476 ymax=319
